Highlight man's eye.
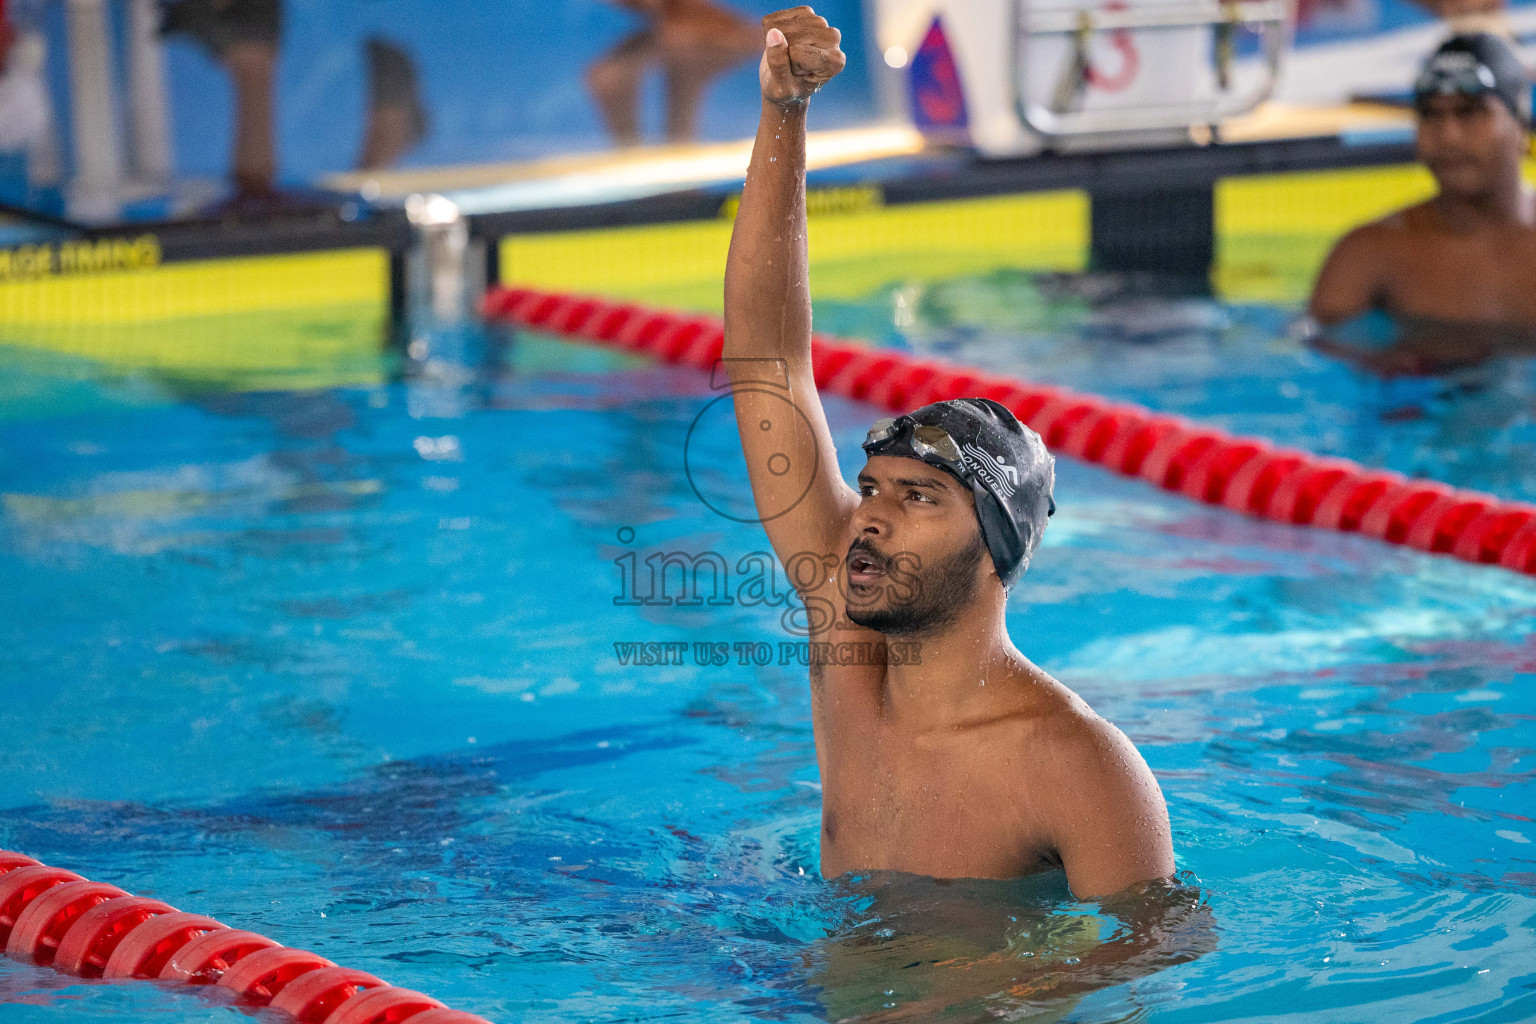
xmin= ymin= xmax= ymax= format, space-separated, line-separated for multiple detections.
xmin=908 ymin=490 xmax=934 ymax=503
xmin=859 ymin=484 xmax=877 ymax=497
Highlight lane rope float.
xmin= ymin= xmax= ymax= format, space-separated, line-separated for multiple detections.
xmin=480 ymin=286 xmax=1536 ymax=576
xmin=0 ymin=852 xmax=492 ymax=1024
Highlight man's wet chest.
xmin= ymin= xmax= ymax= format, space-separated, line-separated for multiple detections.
xmin=1388 ymin=233 xmax=1536 ymax=321
xmin=818 ymin=729 xmax=1048 ymax=874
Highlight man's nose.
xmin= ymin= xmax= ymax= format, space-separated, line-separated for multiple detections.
xmin=849 ymin=500 xmax=889 ymax=537
xmin=1430 ymin=116 xmax=1468 ymax=146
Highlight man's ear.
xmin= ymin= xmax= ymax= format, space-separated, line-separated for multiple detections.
xmin=969 ymin=521 xmax=994 ymax=573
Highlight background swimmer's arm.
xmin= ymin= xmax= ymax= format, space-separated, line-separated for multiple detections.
xmin=1045 ymin=719 xmax=1175 ymax=900
xmin=1309 ymin=226 xmax=1387 ymax=326
xmin=724 ymin=8 xmax=852 ymax=567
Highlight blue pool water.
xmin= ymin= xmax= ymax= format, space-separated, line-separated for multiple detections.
xmin=0 ymin=277 xmax=1534 ymax=1023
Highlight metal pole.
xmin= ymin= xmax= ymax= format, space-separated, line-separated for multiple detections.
xmin=125 ymin=0 xmax=172 ymax=182
xmin=405 ymin=193 xmax=479 ymax=324
xmin=63 ymin=0 xmax=124 ymax=219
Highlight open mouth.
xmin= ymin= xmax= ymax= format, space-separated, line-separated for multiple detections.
xmin=846 ymin=547 xmax=887 ymax=585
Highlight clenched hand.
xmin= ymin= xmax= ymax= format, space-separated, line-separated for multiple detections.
xmin=759 ymin=6 xmax=847 ymax=107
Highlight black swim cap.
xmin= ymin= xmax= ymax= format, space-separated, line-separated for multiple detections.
xmin=861 ymin=398 xmax=1055 ymax=589
xmin=1413 ymin=34 xmax=1532 ymax=124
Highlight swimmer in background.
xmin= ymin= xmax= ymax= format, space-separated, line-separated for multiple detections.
xmin=587 ymin=0 xmax=761 ymax=147
xmin=1308 ymin=34 xmax=1536 ymax=375
xmin=724 ymin=6 xmax=1174 ymax=899
xmin=161 ymin=0 xmax=427 ymax=213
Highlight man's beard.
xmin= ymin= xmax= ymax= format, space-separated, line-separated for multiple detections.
xmin=845 ymin=529 xmax=987 ymax=638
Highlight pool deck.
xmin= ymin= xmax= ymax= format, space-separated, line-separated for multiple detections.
xmin=0 ymin=98 xmax=1434 ymax=336
xmin=317 ymin=100 xmax=1415 ymax=218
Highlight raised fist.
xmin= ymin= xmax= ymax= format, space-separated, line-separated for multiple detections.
xmin=759 ymin=7 xmax=846 ymax=107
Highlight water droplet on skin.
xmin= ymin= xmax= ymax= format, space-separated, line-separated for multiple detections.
xmin=770 ymin=157 xmax=777 ymax=162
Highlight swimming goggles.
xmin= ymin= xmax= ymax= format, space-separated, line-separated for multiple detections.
xmin=864 ymin=417 xmax=965 ymax=466
xmin=1413 ymin=52 xmax=1498 ymax=101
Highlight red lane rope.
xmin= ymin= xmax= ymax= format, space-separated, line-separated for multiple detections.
xmin=0 ymin=853 xmax=493 ymax=1024
xmin=482 ymin=285 xmax=1536 ymax=575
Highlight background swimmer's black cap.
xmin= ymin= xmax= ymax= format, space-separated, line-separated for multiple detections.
xmin=861 ymin=398 xmax=1056 ymax=589
xmin=1414 ymin=34 xmax=1531 ymax=123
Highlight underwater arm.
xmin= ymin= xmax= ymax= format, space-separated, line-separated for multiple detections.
xmin=811 ymin=879 xmax=1215 ymax=1021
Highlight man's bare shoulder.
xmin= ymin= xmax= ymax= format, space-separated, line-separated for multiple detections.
xmin=1003 ymin=670 xmax=1174 ymax=896
xmin=1029 ymin=678 xmax=1145 ymax=776
xmin=1335 ymin=206 xmax=1420 ymax=249
xmin=993 ymin=668 xmax=1165 ymax=820
xmin=982 ymin=666 xmax=1136 ymax=773
xmin=1308 ymin=210 xmax=1420 ymax=324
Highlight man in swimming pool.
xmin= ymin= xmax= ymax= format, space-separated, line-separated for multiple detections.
xmin=722 ymin=7 xmax=1175 ymax=899
xmin=1309 ymin=35 xmax=1535 ymax=347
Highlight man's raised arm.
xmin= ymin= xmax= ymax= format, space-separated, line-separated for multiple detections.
xmin=723 ymin=8 xmax=854 ymax=567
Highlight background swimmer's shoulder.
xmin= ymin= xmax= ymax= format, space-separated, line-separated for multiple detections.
xmin=1386 ymin=199 xmax=1446 ymax=233
xmin=1352 ymin=205 xmax=1417 ymax=237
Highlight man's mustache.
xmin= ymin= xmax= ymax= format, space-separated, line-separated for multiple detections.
xmin=845 ymin=538 xmax=892 ymax=574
